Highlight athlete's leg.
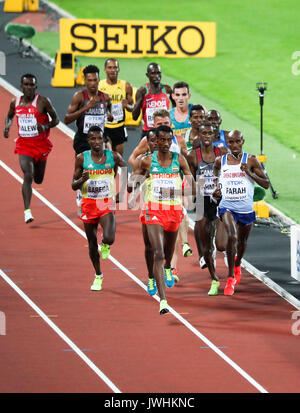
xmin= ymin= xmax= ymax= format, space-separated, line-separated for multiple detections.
xmin=221 ymin=211 xmax=238 ymax=279
xmin=193 ymin=221 xmax=202 ymax=258
xmin=112 ymin=142 xmax=125 ymax=156
xmin=164 ymin=229 xmax=180 ymax=269
xmin=236 ymin=223 xmax=252 ymax=267
xmin=84 ymin=222 xmax=101 ymax=275
xmin=197 ymin=217 xmax=218 ymax=281
xmin=99 ymin=212 xmax=116 ymax=245
xmin=145 ymin=224 xmax=166 ymax=301
xmin=19 ymin=155 xmax=35 ymax=210
xmin=33 ymin=159 xmax=47 ymax=184
xmin=215 ymin=218 xmax=227 ymax=252
xmin=142 ymin=224 xmax=154 ymax=278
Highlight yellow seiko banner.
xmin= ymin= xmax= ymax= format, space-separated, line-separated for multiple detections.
xmin=59 ymin=19 xmax=216 ymax=58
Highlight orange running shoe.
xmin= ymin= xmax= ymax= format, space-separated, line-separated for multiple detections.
xmin=224 ymin=277 xmax=236 ymax=296
xmin=234 ymin=262 xmax=242 ymax=285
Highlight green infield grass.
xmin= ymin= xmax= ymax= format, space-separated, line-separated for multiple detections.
xmin=30 ymin=0 xmax=300 ymax=222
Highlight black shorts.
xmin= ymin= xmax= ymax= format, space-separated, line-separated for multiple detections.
xmin=104 ymin=125 xmax=127 ymax=147
xmin=195 ymin=195 xmax=218 ymax=221
xmin=73 ymin=132 xmax=90 ymax=155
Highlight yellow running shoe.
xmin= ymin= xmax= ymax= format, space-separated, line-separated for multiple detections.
xmin=90 ymin=275 xmax=103 ymax=291
xmin=208 ymin=280 xmax=220 ymax=296
xmin=159 ymin=299 xmax=169 ymax=315
xmin=101 ymin=243 xmax=110 ymax=260
xmin=182 ymin=242 xmax=193 ymax=257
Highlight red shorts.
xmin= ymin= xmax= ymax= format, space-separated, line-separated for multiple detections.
xmin=15 ymin=137 xmax=53 ymax=163
xmin=140 ymin=203 xmax=184 ymax=232
xmin=80 ymin=198 xmax=115 ymax=224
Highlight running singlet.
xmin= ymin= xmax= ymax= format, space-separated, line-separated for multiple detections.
xmin=184 ymin=129 xmax=197 ymax=153
xmin=81 ymin=149 xmax=115 ymax=200
xmin=98 ymin=79 xmax=126 ymax=128
xmin=219 ymin=153 xmax=254 ymax=213
xmin=170 ymin=103 xmax=193 ymax=137
xmin=145 ymin=151 xmax=183 ymax=208
xmin=141 ymin=83 xmax=170 ymax=131
xmin=213 ymin=129 xmax=228 ymax=148
xmin=76 ymin=90 xmax=107 ymax=135
xmin=15 ymin=94 xmax=49 ymax=140
xmin=196 ymin=146 xmax=220 ymax=196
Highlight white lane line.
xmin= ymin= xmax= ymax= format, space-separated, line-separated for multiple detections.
xmin=0 ymin=267 xmax=121 ymax=393
xmin=0 ymin=159 xmax=268 ymax=393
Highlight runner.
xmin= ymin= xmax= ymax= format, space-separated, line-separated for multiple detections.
xmin=128 ymin=109 xmax=180 ymax=167
xmin=184 ymin=104 xmax=206 ymax=153
xmin=170 ymin=82 xmax=206 ymax=153
xmin=72 ymin=125 xmax=127 ymax=291
xmin=64 ymin=64 xmax=113 ymax=155
xmin=3 ymin=73 xmax=59 ymax=223
xmin=98 ymin=58 xmax=134 ymax=156
xmin=128 ymin=128 xmax=158 ymax=294
xmin=132 ymin=63 xmax=172 ymax=138
xmin=206 ymin=109 xmax=229 ymax=148
xmin=128 ymin=125 xmax=195 ymax=314
xmin=213 ymin=130 xmax=269 ymax=295
xmin=187 ymin=123 xmax=227 ymax=295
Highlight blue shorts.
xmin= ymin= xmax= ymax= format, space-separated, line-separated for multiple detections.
xmin=218 ymin=208 xmax=256 ymax=226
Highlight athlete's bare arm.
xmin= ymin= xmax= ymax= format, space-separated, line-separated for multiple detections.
xmin=3 ymin=98 xmax=16 ymax=138
xmin=128 ymin=137 xmax=149 ymax=167
xmin=38 ymin=96 xmax=59 ymax=131
xmin=72 ymin=153 xmax=89 ymax=190
xmin=241 ymin=156 xmax=270 ymax=189
xmin=132 ymin=86 xmax=146 ymax=120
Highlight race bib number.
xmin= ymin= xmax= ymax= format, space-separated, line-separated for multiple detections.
xmin=108 ymin=102 xmax=124 ymax=123
xmin=83 ymin=115 xmax=105 ymax=134
xmin=18 ymin=116 xmax=38 ymax=137
xmin=223 ymin=182 xmax=248 ymax=201
xmin=152 ymin=178 xmax=176 ymax=201
xmin=87 ymin=178 xmax=110 ymax=199
xmin=146 ymin=105 xmax=168 ymax=127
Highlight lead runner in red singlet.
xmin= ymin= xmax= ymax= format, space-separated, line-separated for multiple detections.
xmin=3 ymin=73 xmax=59 ymax=223
xmin=132 ymin=63 xmax=173 ymax=139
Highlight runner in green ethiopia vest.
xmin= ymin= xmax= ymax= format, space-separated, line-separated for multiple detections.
xmin=72 ymin=126 xmax=127 ymax=292
xmin=128 ymin=125 xmax=196 ymax=315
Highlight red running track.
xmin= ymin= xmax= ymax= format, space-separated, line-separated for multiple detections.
xmin=0 ymin=85 xmax=300 ymax=394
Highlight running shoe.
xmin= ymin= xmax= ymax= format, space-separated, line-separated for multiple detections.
xmin=90 ymin=275 xmax=103 ymax=291
xmin=208 ymin=280 xmax=220 ymax=296
xmin=164 ymin=268 xmax=175 ymax=288
xmin=159 ymin=299 xmax=169 ymax=315
xmin=101 ymin=243 xmax=110 ymax=260
xmin=24 ymin=209 xmax=34 ymax=224
xmin=234 ymin=263 xmax=242 ymax=285
xmin=147 ymin=277 xmax=157 ymax=296
xmin=182 ymin=242 xmax=193 ymax=257
xmin=172 ymin=268 xmax=180 ymax=283
xmin=224 ymin=277 xmax=236 ymax=296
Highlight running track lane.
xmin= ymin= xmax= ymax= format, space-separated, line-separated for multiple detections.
xmin=0 ymin=85 xmax=300 ymax=393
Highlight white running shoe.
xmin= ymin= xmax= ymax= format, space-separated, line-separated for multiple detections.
xmin=24 ymin=209 xmax=34 ymax=223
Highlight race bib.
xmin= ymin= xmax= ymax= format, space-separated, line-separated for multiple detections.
xmin=87 ymin=178 xmax=110 ymax=199
xmin=18 ymin=116 xmax=38 ymax=137
xmin=108 ymin=102 xmax=124 ymax=123
xmin=152 ymin=178 xmax=176 ymax=201
xmin=222 ymin=181 xmax=248 ymax=201
xmin=83 ymin=115 xmax=105 ymax=134
xmin=146 ymin=105 xmax=168 ymax=127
